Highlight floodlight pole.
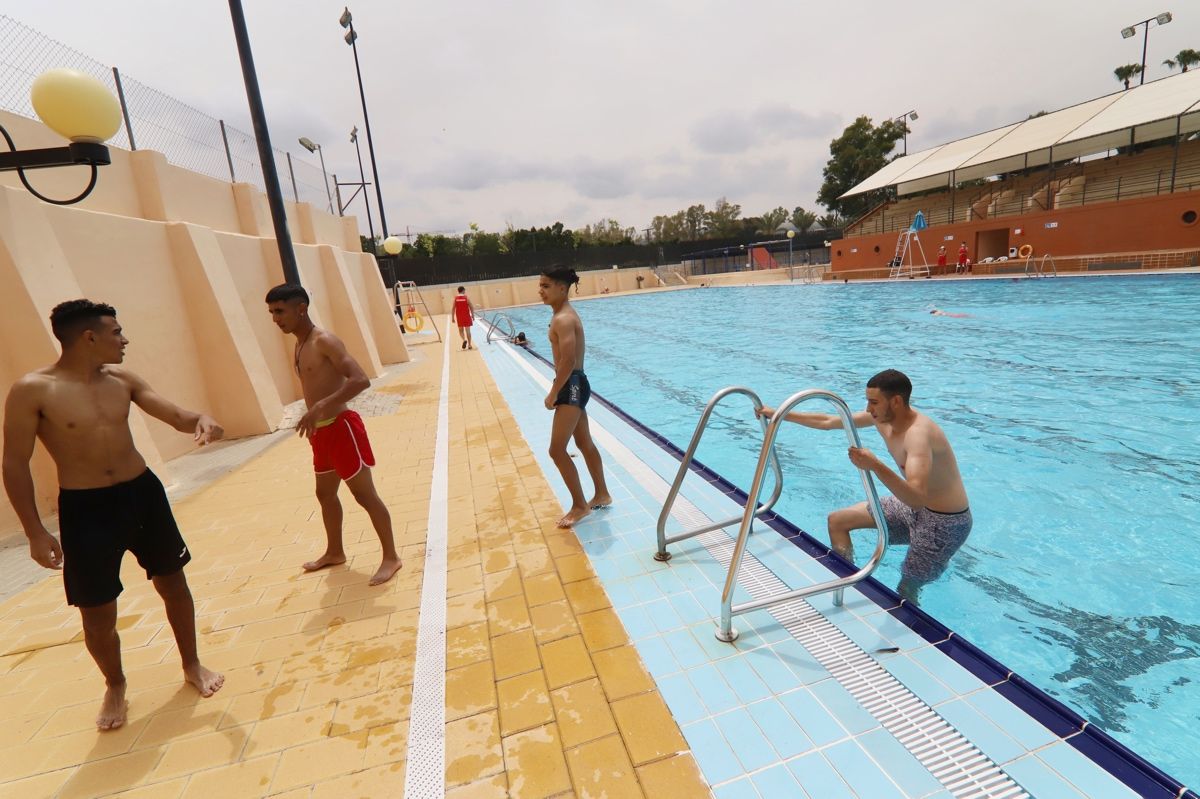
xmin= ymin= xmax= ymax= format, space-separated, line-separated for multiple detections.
xmin=341 ymin=9 xmax=389 ymax=238
xmin=227 ymin=0 xmax=301 ymax=285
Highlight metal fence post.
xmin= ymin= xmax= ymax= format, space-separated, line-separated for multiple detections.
xmin=218 ymin=120 xmax=236 ymax=182
xmin=285 ymin=151 xmax=298 ymax=203
xmin=333 ymin=173 xmax=344 ymax=216
xmin=111 ymin=67 xmax=136 ymax=150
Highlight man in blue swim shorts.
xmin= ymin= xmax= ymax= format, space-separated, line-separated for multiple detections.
xmin=759 ymin=369 xmax=971 ymax=603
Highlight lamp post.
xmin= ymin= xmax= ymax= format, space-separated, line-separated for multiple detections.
xmin=1121 ymin=12 xmax=1173 ymax=85
xmin=347 ymin=126 xmax=374 ymax=242
xmin=0 ymin=69 xmax=119 ymax=205
xmin=339 ymin=7 xmax=389 ymax=238
xmin=893 ymin=110 xmax=919 ymax=156
xmin=227 ymin=0 xmax=301 ymax=285
xmin=787 ymin=229 xmax=796 ymax=281
xmin=298 ymin=136 xmax=333 ymax=214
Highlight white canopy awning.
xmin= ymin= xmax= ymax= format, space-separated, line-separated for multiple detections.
xmin=841 ymin=69 xmax=1200 ymax=198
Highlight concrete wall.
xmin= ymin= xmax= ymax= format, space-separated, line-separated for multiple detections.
xmin=0 ymin=110 xmax=407 ymax=533
xmin=832 ymin=189 xmax=1200 ymax=272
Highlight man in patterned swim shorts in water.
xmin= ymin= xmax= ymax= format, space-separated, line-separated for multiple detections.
xmin=759 ymin=369 xmax=971 ymax=603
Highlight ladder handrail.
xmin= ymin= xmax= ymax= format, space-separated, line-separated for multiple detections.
xmin=1023 ymin=253 xmax=1058 ymax=278
xmin=485 ymin=312 xmax=518 ymax=344
xmin=716 ymin=388 xmax=889 ymax=642
xmin=655 ymin=387 xmax=784 ymax=561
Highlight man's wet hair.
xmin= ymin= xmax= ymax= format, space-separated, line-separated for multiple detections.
xmin=264 ymin=284 xmax=309 ymax=304
xmin=50 ymin=299 xmax=117 ymax=345
xmin=541 ymin=265 xmax=580 ymax=291
xmin=457 ymin=286 xmax=466 ymax=293
xmin=867 ymin=369 xmax=912 ymax=405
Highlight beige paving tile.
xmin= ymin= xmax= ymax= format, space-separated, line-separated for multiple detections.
xmin=149 ymin=724 xmax=251 ymax=781
xmin=56 ymin=747 xmax=163 ymax=799
xmin=241 ymin=705 xmax=336 ymax=758
xmin=0 ymin=767 xmax=75 ymax=799
xmin=550 ymin=677 xmax=619 ymax=749
xmin=490 ymin=628 xmax=541 ymax=680
xmin=539 ymin=634 xmax=596 ymax=689
xmin=445 ymin=772 xmax=508 ymax=798
xmin=565 ymin=732 xmax=645 ymax=799
xmin=481 ymin=568 xmax=523 ymax=602
xmin=501 ymin=723 xmax=572 ymax=799
xmin=332 ymin=683 xmax=412 ymax=734
xmin=485 ymin=594 xmax=532 ymax=637
xmin=496 ymin=670 xmax=554 ymax=736
xmin=529 ymin=599 xmax=580 ymax=644
xmin=270 ymin=729 xmax=369 ymax=793
xmin=522 ymin=571 xmax=566 ymax=607
xmin=554 ymin=553 xmax=596 ymax=583
xmin=446 ymin=621 xmax=491 ymax=670
xmin=445 ymin=659 xmax=497 ymax=721
xmin=362 ymin=721 xmax=407 ymax=768
xmin=564 ymin=577 xmax=612 ymax=615
xmin=445 ymin=710 xmax=503 ymax=788
xmin=311 ymin=761 xmax=406 ymax=798
xmin=593 ymin=645 xmax=657 ymax=701
xmin=636 ymin=752 xmax=711 ymax=797
xmin=576 ymin=607 xmax=630 ymax=652
xmin=611 ymin=692 xmax=689 ymax=767
xmin=178 ymin=753 xmax=281 ymax=799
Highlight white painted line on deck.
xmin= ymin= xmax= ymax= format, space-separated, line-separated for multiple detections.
xmin=403 ymin=324 xmax=452 ymax=799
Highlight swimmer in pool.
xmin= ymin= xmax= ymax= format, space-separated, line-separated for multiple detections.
xmin=758 ymin=369 xmax=971 ymax=604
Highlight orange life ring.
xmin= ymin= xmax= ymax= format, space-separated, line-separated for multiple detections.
xmin=403 ymin=311 xmax=424 ymax=332
xmin=1018 ymin=244 xmax=1034 ymax=259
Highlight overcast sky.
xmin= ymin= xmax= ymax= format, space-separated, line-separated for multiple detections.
xmin=8 ymin=1 xmax=1196 ymax=238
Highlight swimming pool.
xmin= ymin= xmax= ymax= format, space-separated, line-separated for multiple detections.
xmin=499 ymin=274 xmax=1200 ymax=786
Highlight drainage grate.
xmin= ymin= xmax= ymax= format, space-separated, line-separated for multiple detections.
xmin=403 ymin=334 xmax=453 ymax=799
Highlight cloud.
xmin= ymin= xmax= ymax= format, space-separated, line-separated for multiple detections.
xmin=691 ymin=106 xmax=841 ymax=155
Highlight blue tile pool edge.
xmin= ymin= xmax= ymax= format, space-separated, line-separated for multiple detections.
xmin=511 ymin=340 xmax=1193 ymax=799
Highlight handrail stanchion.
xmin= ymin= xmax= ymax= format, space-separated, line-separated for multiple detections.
xmin=716 ymin=389 xmax=888 ymax=643
xmin=655 ymin=387 xmax=783 ymax=561
xmin=484 ymin=312 xmax=518 ymax=344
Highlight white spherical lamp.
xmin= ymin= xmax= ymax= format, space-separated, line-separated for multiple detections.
xmin=382 ymin=236 xmax=403 ymax=255
xmin=787 ymin=230 xmax=795 ymax=239
xmin=31 ymin=69 xmax=122 ymax=144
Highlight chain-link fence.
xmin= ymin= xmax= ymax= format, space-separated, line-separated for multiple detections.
xmin=0 ymin=15 xmax=332 ymax=211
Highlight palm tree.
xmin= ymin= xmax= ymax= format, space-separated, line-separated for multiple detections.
xmin=1163 ymin=49 xmax=1200 ymax=73
xmin=1114 ymin=63 xmax=1144 ymax=89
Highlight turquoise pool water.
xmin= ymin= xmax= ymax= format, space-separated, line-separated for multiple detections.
xmin=500 ymin=274 xmax=1200 ymax=785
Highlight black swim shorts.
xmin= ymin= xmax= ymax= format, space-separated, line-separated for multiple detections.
xmin=554 ymin=370 xmax=591 ymax=409
xmin=880 ymin=496 xmax=972 ymax=586
xmin=58 ymin=469 xmax=191 ymax=607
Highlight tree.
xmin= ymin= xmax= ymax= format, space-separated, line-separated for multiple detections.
xmin=578 ymin=219 xmax=636 ymax=246
xmin=1114 ymin=63 xmax=1143 ymax=89
xmin=790 ymin=206 xmax=818 ymax=231
xmin=817 ymin=116 xmax=906 ymax=222
xmin=758 ymin=206 xmax=789 ymax=233
xmin=704 ymin=197 xmax=742 ymax=237
xmin=1163 ymin=49 xmax=1200 ymax=73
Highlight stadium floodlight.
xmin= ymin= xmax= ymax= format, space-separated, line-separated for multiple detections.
xmin=893 ymin=110 xmax=919 ymax=155
xmin=1121 ymin=12 xmax=1173 ymax=85
xmin=297 ymin=137 xmax=334 ymax=214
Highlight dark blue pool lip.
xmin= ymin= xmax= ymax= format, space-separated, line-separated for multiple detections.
xmin=517 ymin=346 xmax=1192 ymax=799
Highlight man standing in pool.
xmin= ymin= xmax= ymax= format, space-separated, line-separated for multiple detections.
xmin=539 ymin=266 xmax=612 ymax=528
xmin=758 ymin=369 xmax=971 ymax=603
xmin=265 ymin=284 xmax=402 ymax=586
xmin=2 ymin=299 xmax=225 ymax=731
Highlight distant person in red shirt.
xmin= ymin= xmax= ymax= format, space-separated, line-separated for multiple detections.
xmin=957 ymin=242 xmax=970 ymax=273
xmin=936 ymin=245 xmax=947 ymax=275
xmin=453 ymin=286 xmax=476 ymax=350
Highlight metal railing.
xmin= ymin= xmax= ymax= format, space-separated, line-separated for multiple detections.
xmin=485 ymin=312 xmax=517 ymax=344
xmin=655 ymin=387 xmax=784 ymax=561
xmin=1024 ymin=254 xmax=1058 ymax=278
xmin=715 ymin=389 xmax=889 ymax=643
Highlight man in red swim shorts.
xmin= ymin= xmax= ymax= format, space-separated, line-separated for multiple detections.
xmin=936 ymin=245 xmax=947 ymax=275
xmin=453 ymin=285 xmax=476 ymax=350
xmin=266 ymin=284 xmax=402 ymax=586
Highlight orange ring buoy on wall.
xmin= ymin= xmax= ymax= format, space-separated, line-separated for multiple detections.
xmin=1018 ymin=244 xmax=1034 ymax=259
xmin=403 ymin=311 xmax=424 ymax=332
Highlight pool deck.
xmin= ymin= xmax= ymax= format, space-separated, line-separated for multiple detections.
xmin=0 ymin=317 xmax=1193 ymax=798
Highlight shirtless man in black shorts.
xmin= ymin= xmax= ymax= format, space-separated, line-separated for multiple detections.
xmin=759 ymin=369 xmax=971 ymax=603
xmin=539 ymin=266 xmax=612 ymax=528
xmin=2 ymin=300 xmax=225 ymax=731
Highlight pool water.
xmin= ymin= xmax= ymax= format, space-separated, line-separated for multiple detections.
xmin=500 ymin=274 xmax=1200 ymax=785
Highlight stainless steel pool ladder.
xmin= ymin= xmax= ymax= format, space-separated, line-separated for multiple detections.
xmin=655 ymin=386 xmax=890 ymax=643
xmin=1024 ymin=254 xmax=1058 ymax=278
xmin=654 ymin=387 xmax=784 ymax=563
xmin=484 ymin=312 xmax=518 ymax=344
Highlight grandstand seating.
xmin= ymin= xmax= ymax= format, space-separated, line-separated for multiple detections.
xmin=845 ymin=137 xmax=1200 ymax=237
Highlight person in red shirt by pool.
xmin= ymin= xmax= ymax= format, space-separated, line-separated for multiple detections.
xmin=957 ymin=242 xmax=971 ymax=273
xmin=453 ymin=286 xmax=476 ymax=350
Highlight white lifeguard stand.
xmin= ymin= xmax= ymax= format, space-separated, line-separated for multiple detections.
xmin=889 ymin=211 xmax=930 ymax=279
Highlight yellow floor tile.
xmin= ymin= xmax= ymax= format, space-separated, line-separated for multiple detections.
xmin=554 ymin=553 xmax=596 ymax=583
xmin=522 ymin=571 xmax=567 ymax=607
xmin=0 ymin=767 xmax=75 ymax=799
xmin=501 ymin=723 xmax=572 ymax=799
xmin=491 ymin=628 xmax=541 ymax=681
xmin=149 ymin=725 xmax=251 ymax=781
xmin=485 ymin=594 xmax=532 ymax=637
xmin=269 ymin=729 xmax=370 ymax=792
xmin=564 ymin=732 xmax=645 ymax=799
xmin=563 ymin=578 xmax=612 ymax=615
xmin=299 ymin=663 xmax=382 ymax=709
xmin=311 ymin=761 xmax=406 ymax=798
xmin=611 ymin=692 xmax=689 ymax=767
xmin=539 ymin=635 xmax=596 ymax=689
xmin=576 ymin=607 xmax=630 ymax=652
xmin=445 ymin=710 xmax=503 ymax=788
xmin=528 ymin=600 xmax=579 ymax=644
xmin=592 ymin=645 xmax=656 ymax=700
xmin=445 ymin=659 xmax=497 ymax=721
xmin=446 ymin=622 xmax=491 ymax=670
xmin=56 ymin=747 xmax=163 ymax=799
xmin=447 ymin=590 xmax=488 ymax=630
xmin=445 ymin=772 xmax=508 ymax=798
xmin=636 ymin=752 xmax=711 ymax=797
xmin=332 ymin=684 xmax=412 ymax=734
xmin=177 ymin=754 xmax=281 ymax=799
xmin=496 ymin=670 xmax=554 ymax=736
xmin=241 ymin=705 xmax=336 ymax=758
xmin=550 ymin=677 xmax=619 ymax=749
xmin=482 ymin=568 xmax=523 ymax=602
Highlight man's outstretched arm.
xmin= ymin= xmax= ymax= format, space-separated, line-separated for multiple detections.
xmin=123 ymin=369 xmax=223 ymax=445
xmin=1 ymin=380 xmax=62 ymax=569
xmin=757 ymin=406 xmax=874 ymax=430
